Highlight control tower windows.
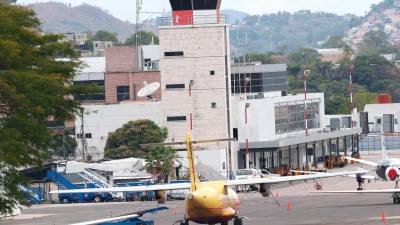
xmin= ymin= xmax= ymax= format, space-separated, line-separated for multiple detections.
xmin=169 ymin=0 xmax=219 ymax=10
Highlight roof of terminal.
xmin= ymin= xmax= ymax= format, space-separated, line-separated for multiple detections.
xmin=364 ymin=103 xmax=400 ymax=114
xmin=231 ymin=64 xmax=287 ymax=74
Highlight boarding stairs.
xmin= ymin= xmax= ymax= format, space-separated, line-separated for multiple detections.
xmin=78 ymin=168 xmax=122 ymax=198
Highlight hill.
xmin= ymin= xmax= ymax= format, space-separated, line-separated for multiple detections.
xmin=222 ymin=9 xmax=249 ymax=24
xmin=29 ymin=2 xmax=155 ymax=41
xmin=231 ymin=10 xmax=362 ymax=53
xmin=345 ymin=0 xmax=400 ymax=50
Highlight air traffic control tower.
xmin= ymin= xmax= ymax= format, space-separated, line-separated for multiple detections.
xmin=160 ymin=0 xmax=233 ymax=168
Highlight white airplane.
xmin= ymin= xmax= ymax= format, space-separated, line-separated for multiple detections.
xmin=70 ymin=207 xmax=168 ymax=225
xmin=51 ymin=133 xmax=363 ymax=225
xmin=314 ymin=131 xmax=400 ymax=204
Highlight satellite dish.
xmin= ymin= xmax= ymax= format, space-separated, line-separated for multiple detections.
xmin=137 ymin=81 xmax=160 ymax=100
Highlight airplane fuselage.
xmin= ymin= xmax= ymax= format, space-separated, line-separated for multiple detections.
xmin=185 ymin=181 xmax=240 ymax=224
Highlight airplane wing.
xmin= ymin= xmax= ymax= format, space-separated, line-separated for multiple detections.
xmin=50 ymin=171 xmax=364 ymax=194
xmin=312 ymin=189 xmax=400 ymax=194
xmin=290 ymin=170 xmax=377 ymax=180
xmin=224 ymin=170 xmax=365 ymax=186
xmin=70 ymin=207 xmax=168 ymax=225
xmin=343 ymin=156 xmax=378 ymax=167
xmin=50 ymin=182 xmax=190 ymax=194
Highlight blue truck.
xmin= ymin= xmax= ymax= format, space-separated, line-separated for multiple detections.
xmin=47 ymin=170 xmax=113 ymax=203
xmin=115 ymin=181 xmax=155 ymax=201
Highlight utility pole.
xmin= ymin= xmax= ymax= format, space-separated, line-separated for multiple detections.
xmin=304 ymin=70 xmax=311 ymax=136
xmin=79 ymin=109 xmax=87 ymax=162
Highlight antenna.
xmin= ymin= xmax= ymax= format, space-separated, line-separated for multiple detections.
xmin=136 ymin=0 xmax=142 ymax=69
xmin=137 ymin=81 xmax=161 ymax=101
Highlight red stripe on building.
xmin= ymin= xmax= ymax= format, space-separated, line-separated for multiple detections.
xmin=173 ymin=10 xmax=193 ymax=25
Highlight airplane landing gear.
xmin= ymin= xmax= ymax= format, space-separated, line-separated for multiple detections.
xmin=392 ymin=193 xmax=400 ymax=204
xmin=356 ymin=173 xmax=365 ymax=191
xmin=180 ymin=220 xmax=189 ymax=225
xmin=234 ymin=216 xmax=243 ymax=225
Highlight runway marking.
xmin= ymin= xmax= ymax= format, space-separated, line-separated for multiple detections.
xmin=369 ymin=216 xmax=400 ymax=220
xmin=3 ymin=214 xmax=54 ymax=220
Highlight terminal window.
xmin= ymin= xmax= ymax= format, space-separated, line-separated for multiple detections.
xmin=231 ymin=72 xmax=288 ymax=94
xmin=73 ymin=80 xmax=105 ymax=101
xmin=167 ymin=116 xmax=187 ymax=122
xmin=275 ymin=101 xmax=320 ymax=134
xmin=164 ymin=51 xmax=184 ymax=57
xmin=117 ymin=86 xmax=130 ymax=101
xmin=166 ymin=84 xmax=186 ymax=89
xmin=194 ymin=0 xmax=218 ymax=10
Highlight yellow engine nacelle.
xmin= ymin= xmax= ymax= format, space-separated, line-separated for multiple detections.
xmin=155 ymin=191 xmax=167 ymax=204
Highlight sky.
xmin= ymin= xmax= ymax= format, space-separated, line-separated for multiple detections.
xmin=19 ymin=0 xmax=383 ymax=22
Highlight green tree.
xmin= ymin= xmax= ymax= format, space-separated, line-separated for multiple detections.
xmin=105 ymin=120 xmax=168 ymax=159
xmin=144 ymin=145 xmax=177 ymax=183
xmin=125 ymin=31 xmax=159 ymax=46
xmin=49 ymin=132 xmax=77 ymax=160
xmin=234 ymin=52 xmax=282 ymax=64
xmin=0 ymin=0 xmax=16 ymax=4
xmin=352 ymin=54 xmax=397 ymax=89
xmin=322 ymin=36 xmax=346 ymax=48
xmin=353 ymin=91 xmax=378 ymax=111
xmin=359 ymin=31 xmax=395 ymax=55
xmin=0 ymin=4 xmax=82 ymax=213
xmin=325 ymin=96 xmax=349 ymax=114
xmin=91 ymin=30 xmax=119 ymax=42
xmin=288 ymin=48 xmax=321 ymax=71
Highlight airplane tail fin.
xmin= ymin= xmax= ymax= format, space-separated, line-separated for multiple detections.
xmin=186 ymin=132 xmax=199 ymax=191
xmin=380 ymin=128 xmax=388 ymax=160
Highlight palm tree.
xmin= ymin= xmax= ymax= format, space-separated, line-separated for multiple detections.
xmin=144 ymin=145 xmax=177 ymax=183
xmin=342 ymin=44 xmax=355 ymax=62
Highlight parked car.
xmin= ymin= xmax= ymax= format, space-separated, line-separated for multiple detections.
xmin=235 ymin=169 xmax=279 ymax=192
xmin=168 ymin=180 xmax=190 ymax=200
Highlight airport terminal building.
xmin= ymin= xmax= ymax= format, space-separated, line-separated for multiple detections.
xmin=70 ymin=0 xmax=362 ymax=176
xmin=230 ymin=64 xmax=361 ymax=171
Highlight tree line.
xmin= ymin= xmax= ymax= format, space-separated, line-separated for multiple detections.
xmin=238 ymin=30 xmax=400 ymax=114
xmin=83 ymin=30 xmax=160 ymax=51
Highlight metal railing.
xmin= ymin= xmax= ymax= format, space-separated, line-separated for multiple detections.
xmin=359 ymin=135 xmax=400 ymax=151
xmin=158 ymin=14 xmax=228 ymax=26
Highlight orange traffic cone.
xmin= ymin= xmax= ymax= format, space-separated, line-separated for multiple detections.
xmin=381 ymin=212 xmax=386 ymax=223
xmin=287 ymin=200 xmax=292 ymax=211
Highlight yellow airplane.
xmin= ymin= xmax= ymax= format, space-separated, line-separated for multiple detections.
xmin=51 ymin=133 xmax=364 ymax=225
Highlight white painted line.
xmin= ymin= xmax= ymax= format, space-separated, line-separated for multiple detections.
xmin=369 ymin=216 xmax=400 ymax=220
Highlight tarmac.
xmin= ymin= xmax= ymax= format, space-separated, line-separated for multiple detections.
xmin=3 ymin=153 xmax=400 ymax=225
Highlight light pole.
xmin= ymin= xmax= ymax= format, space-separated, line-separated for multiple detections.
xmin=304 ymin=70 xmax=311 ymax=136
xmin=349 ymin=65 xmax=354 ymax=127
xmin=244 ymin=76 xmax=251 ymax=168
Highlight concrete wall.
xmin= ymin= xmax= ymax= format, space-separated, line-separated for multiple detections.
xmin=235 ymin=93 xmax=325 ymax=143
xmin=105 ymin=46 xmax=138 ymax=72
xmin=105 ymin=71 xmax=161 ymax=104
xmin=159 ymin=24 xmax=230 ymax=144
xmin=75 ymin=102 xmax=162 ymax=161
